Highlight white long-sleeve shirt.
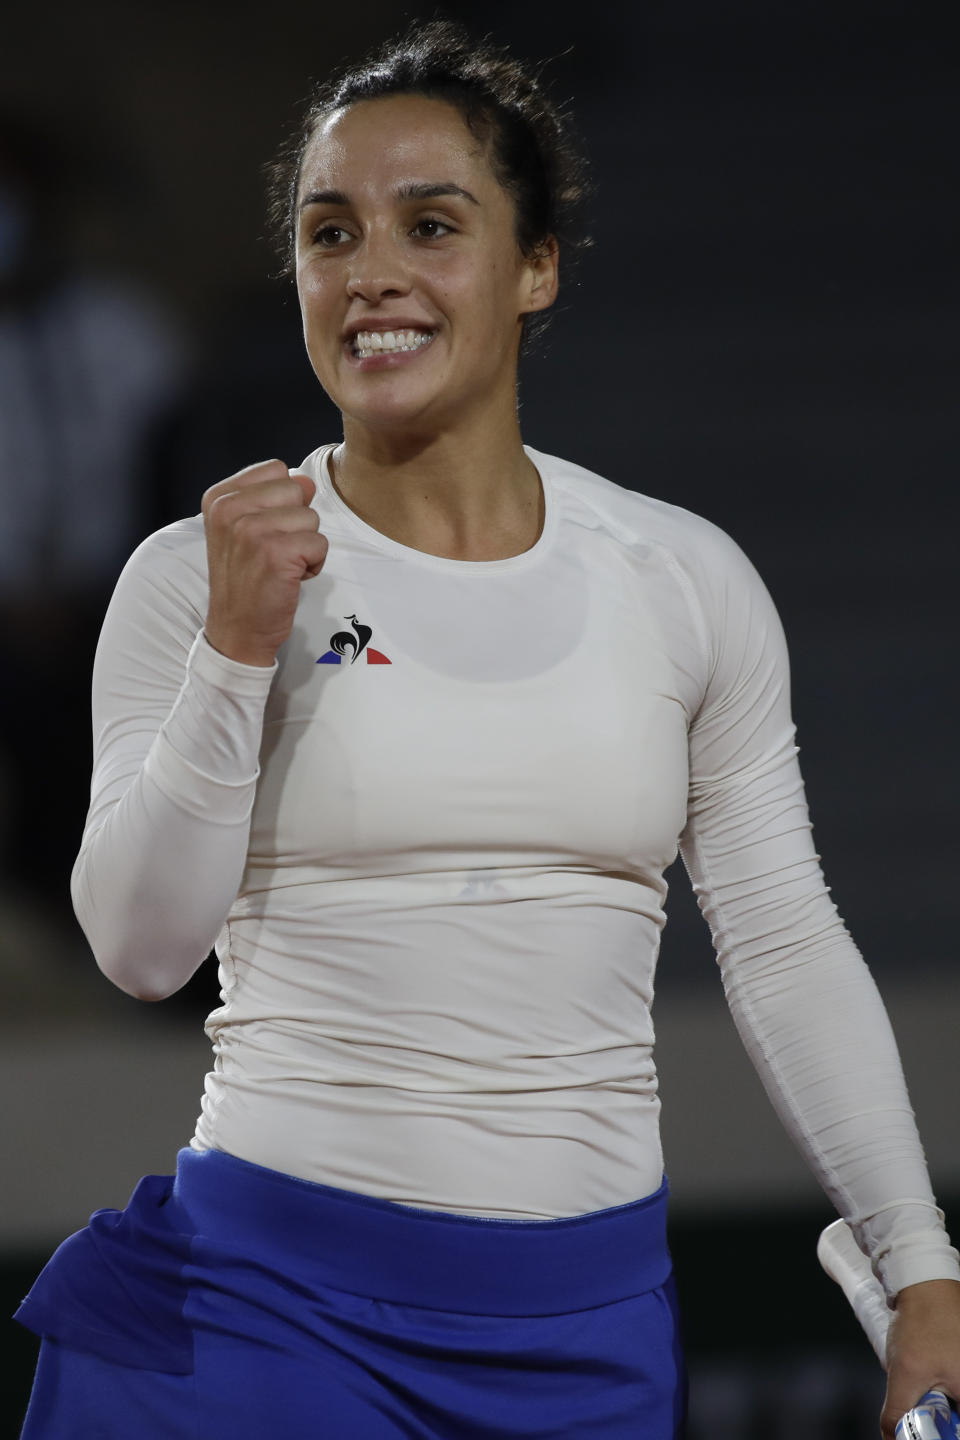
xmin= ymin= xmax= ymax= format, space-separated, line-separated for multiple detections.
xmin=72 ymin=441 xmax=960 ymax=1299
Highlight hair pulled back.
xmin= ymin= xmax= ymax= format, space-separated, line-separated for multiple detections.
xmin=264 ymin=17 xmax=593 ymax=356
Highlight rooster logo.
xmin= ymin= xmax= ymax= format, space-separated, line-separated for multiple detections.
xmin=330 ymin=614 xmax=371 ymax=664
xmin=317 ymin=615 xmax=391 ymax=665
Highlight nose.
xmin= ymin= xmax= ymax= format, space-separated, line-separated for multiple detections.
xmin=345 ymin=233 xmax=411 ymax=303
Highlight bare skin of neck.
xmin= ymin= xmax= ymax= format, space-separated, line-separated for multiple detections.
xmin=330 ymin=407 xmax=544 ymax=562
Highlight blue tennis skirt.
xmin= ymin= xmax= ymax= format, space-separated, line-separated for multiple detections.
xmin=15 ymin=1147 xmax=686 ymax=1439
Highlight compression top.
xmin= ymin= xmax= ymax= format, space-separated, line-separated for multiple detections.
xmin=71 ymin=442 xmax=960 ymax=1299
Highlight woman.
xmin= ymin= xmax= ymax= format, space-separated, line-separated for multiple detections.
xmin=15 ymin=19 xmax=960 ymax=1439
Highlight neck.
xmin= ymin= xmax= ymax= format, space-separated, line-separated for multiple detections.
xmin=332 ymin=406 xmax=543 ymax=562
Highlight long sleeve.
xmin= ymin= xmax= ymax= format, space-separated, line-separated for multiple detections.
xmin=676 ymin=523 xmax=960 ymax=1300
xmin=71 ymin=521 xmax=276 ymax=1000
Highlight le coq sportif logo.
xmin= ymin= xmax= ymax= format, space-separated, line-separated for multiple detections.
xmin=317 ymin=614 xmax=391 ymax=665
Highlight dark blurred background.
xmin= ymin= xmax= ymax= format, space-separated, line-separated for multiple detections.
xmin=1 ymin=0 xmax=957 ymax=1434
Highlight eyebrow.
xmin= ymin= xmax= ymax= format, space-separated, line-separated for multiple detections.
xmin=298 ymin=182 xmax=480 ymax=213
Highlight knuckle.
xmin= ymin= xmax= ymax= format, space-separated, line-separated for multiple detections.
xmin=201 ymin=481 xmax=228 ymax=512
xmin=232 ymin=507 xmax=267 ymax=537
xmin=239 ymin=457 xmax=285 ymax=478
xmin=256 ymin=458 xmax=289 ymax=481
xmin=204 ymin=491 xmax=231 ymax=527
xmin=212 ymin=492 xmax=247 ymax=529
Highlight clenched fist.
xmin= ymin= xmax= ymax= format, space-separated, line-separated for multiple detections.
xmin=202 ymin=459 xmax=329 ymax=667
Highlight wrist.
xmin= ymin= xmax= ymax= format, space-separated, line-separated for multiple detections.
xmin=894 ymin=1278 xmax=960 ymax=1311
xmin=203 ymin=627 xmax=276 ymax=668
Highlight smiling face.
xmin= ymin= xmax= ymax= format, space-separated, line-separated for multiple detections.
xmin=294 ymin=93 xmax=557 ymax=441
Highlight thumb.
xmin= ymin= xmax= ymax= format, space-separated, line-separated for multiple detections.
xmin=290 ymin=470 xmax=317 ymax=506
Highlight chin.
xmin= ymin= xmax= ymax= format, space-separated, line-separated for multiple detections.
xmin=347 ymin=406 xmax=442 ymax=442
xmin=339 ymin=384 xmax=454 ymax=436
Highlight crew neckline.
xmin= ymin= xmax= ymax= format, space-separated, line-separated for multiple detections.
xmin=313 ymin=443 xmax=556 ymax=574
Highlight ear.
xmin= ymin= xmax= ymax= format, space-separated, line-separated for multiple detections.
xmin=519 ymin=236 xmax=559 ymax=316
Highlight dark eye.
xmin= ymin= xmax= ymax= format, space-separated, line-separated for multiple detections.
xmin=313 ymin=224 xmax=350 ymax=247
xmin=414 ymin=218 xmax=452 ymax=239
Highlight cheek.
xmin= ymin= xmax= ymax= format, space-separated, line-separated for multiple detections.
xmin=298 ymin=259 xmax=334 ymax=307
xmin=297 ymin=268 xmax=338 ymax=347
xmin=440 ymin=253 xmax=521 ymax=340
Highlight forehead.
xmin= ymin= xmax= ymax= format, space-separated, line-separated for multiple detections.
xmin=298 ymin=94 xmax=497 ymax=200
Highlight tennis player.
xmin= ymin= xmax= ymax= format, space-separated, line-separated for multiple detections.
xmin=15 ymin=19 xmax=960 ymax=1439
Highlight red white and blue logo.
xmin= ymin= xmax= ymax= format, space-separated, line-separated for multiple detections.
xmin=317 ymin=614 xmax=391 ymax=665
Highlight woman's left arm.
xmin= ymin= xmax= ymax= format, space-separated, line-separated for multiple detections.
xmin=675 ymin=519 xmax=960 ymax=1435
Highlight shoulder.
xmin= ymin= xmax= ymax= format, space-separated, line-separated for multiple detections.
xmin=526 ymin=445 xmax=762 ymax=589
xmin=110 ymin=514 xmax=208 ymax=615
xmin=125 ymin=513 xmax=206 ymax=570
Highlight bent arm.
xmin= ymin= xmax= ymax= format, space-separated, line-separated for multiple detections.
xmin=678 ymin=526 xmax=960 ymax=1300
xmin=71 ymin=527 xmax=276 ymax=1000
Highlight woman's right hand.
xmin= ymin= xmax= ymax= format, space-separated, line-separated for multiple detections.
xmin=202 ymin=459 xmax=329 ymax=667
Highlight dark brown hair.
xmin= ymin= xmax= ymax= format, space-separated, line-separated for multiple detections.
xmin=263 ymin=18 xmax=593 ymax=356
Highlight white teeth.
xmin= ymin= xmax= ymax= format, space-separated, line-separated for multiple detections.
xmin=353 ymin=328 xmax=434 ymax=359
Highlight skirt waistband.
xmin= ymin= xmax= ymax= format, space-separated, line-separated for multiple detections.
xmin=171 ymin=1147 xmax=673 ymax=1316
